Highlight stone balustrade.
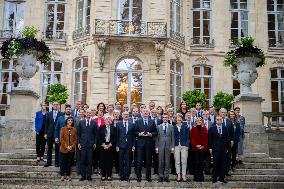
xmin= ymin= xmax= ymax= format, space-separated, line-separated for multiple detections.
xmin=262 ymin=112 xmax=284 ymax=130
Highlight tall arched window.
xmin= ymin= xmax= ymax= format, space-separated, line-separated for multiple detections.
xmin=73 ymin=57 xmax=88 ymax=104
xmin=40 ymin=60 xmax=64 ymax=103
xmin=192 ymin=65 xmax=212 ymax=108
xmin=115 ymin=58 xmax=143 ymax=107
xmin=271 ymin=67 xmax=284 ymax=114
xmin=170 ymin=60 xmax=183 ymax=113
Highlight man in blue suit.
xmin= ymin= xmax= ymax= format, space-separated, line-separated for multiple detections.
xmin=134 ymin=108 xmax=157 ymax=182
xmin=71 ymin=101 xmax=81 ymax=117
xmin=203 ymin=110 xmax=214 ymax=174
xmin=77 ymin=109 xmax=97 ymax=181
xmin=44 ymin=101 xmax=63 ymax=167
xmin=208 ymin=116 xmax=230 ymax=183
xmin=116 ymin=111 xmax=135 ymax=181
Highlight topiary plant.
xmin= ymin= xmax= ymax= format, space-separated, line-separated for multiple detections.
xmin=213 ymin=91 xmax=235 ymax=112
xmin=182 ymin=89 xmax=207 ymax=108
xmin=47 ymin=83 xmax=69 ymax=105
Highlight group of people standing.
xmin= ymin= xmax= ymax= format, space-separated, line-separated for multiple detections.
xmin=34 ymin=100 xmax=245 ymax=183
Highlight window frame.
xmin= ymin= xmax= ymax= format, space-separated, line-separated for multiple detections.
xmin=72 ymin=57 xmax=88 ymax=105
xmin=171 ymin=0 xmax=183 ymax=34
xmin=267 ymin=0 xmax=284 ymax=47
xmin=75 ymin=0 xmax=91 ymax=31
xmin=44 ymin=0 xmax=67 ymax=39
xmin=192 ymin=65 xmax=213 ymax=107
xmin=229 ymin=0 xmax=249 ymax=45
xmin=114 ymin=57 xmax=144 ymax=107
xmin=40 ymin=60 xmax=64 ymax=104
xmin=271 ymin=67 xmax=284 ymax=113
xmin=170 ymin=60 xmax=184 ymax=113
xmin=191 ymin=0 xmax=212 ymax=46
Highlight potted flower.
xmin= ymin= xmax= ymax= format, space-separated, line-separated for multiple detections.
xmin=0 ymin=26 xmax=51 ymax=90
xmin=224 ymin=36 xmax=266 ymax=96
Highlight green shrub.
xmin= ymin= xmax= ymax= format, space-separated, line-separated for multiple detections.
xmin=213 ymin=91 xmax=235 ymax=112
xmin=182 ymin=89 xmax=207 ymax=108
xmin=47 ymin=83 xmax=68 ymax=105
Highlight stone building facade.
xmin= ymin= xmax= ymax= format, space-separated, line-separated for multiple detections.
xmin=0 ymin=0 xmax=283 ymax=119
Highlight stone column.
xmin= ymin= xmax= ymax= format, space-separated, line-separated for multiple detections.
xmin=0 ymin=90 xmax=39 ymax=152
xmin=234 ymin=95 xmax=268 ymax=154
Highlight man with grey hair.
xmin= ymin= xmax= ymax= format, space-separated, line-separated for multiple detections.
xmin=134 ymin=108 xmax=157 ymax=182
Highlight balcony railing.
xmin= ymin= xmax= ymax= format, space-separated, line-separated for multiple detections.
xmin=262 ymin=112 xmax=284 ymax=130
xmin=94 ymin=19 xmax=167 ymax=38
xmin=170 ymin=30 xmax=185 ymax=45
xmin=190 ymin=37 xmax=215 ymax=48
xmin=268 ymin=39 xmax=284 ymax=48
xmin=0 ymin=30 xmax=22 ymax=39
xmin=72 ymin=26 xmax=90 ymax=40
xmin=42 ymin=31 xmax=67 ymax=41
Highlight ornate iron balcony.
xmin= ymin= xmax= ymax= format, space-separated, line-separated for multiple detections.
xmin=73 ymin=26 xmax=90 ymax=40
xmin=0 ymin=30 xmax=22 ymax=39
xmin=190 ymin=37 xmax=215 ymax=48
xmin=170 ymin=30 xmax=185 ymax=46
xmin=94 ymin=19 xmax=167 ymax=38
xmin=42 ymin=31 xmax=67 ymax=41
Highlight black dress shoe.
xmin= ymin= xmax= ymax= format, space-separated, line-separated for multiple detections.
xmin=55 ymin=163 xmax=59 ymax=167
xmin=120 ymin=178 xmax=125 ymax=181
xmin=158 ymin=177 xmax=163 ymax=182
xmin=239 ymin=160 xmax=243 ymax=164
xmin=164 ymin=178 xmax=170 ymax=182
xmin=79 ymin=177 xmax=86 ymax=181
xmin=146 ymin=178 xmax=152 ymax=182
xmin=212 ymin=180 xmax=217 ymax=183
xmin=44 ymin=163 xmax=51 ymax=167
xmin=137 ymin=178 xmax=141 ymax=182
xmin=226 ymin=173 xmax=232 ymax=176
xmin=87 ymin=177 xmax=92 ymax=181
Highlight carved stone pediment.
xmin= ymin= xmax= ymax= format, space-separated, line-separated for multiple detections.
xmin=76 ymin=44 xmax=86 ymax=56
xmin=118 ymin=42 xmax=143 ymax=56
xmin=195 ymin=54 xmax=209 ymax=65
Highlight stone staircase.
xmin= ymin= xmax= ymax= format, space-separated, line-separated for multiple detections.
xmin=0 ymin=150 xmax=284 ymax=188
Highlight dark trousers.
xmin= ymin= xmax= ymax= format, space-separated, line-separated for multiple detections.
xmin=92 ymin=147 xmax=100 ymax=170
xmin=119 ymin=147 xmax=131 ymax=179
xmin=187 ymin=149 xmax=194 ymax=174
xmin=100 ymin=147 xmax=114 ymax=177
xmin=212 ymin=150 xmax=226 ymax=181
xmin=46 ymin=137 xmax=59 ymax=165
xmin=136 ymin=145 xmax=152 ymax=179
xmin=114 ymin=150 xmax=119 ymax=173
xmin=193 ymin=150 xmax=205 ymax=181
xmin=36 ymin=131 xmax=46 ymax=158
xmin=80 ymin=146 xmax=93 ymax=178
xmin=153 ymin=147 xmax=159 ymax=174
xmin=225 ymin=148 xmax=232 ymax=174
xmin=204 ymin=150 xmax=212 ymax=173
xmin=231 ymin=143 xmax=238 ymax=167
xmin=170 ymin=153 xmax=176 ymax=174
xmin=60 ymin=152 xmax=73 ymax=176
xmin=76 ymin=148 xmax=81 ymax=174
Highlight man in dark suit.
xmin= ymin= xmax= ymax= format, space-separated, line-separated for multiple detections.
xmin=44 ymin=101 xmax=63 ymax=167
xmin=219 ymin=108 xmax=234 ymax=176
xmin=208 ymin=115 xmax=230 ymax=183
xmin=151 ymin=108 xmax=162 ymax=174
xmin=71 ymin=101 xmax=81 ymax=117
xmin=77 ymin=109 xmax=97 ymax=181
xmin=209 ymin=106 xmax=216 ymax=124
xmin=129 ymin=108 xmax=141 ymax=124
xmin=195 ymin=102 xmax=204 ymax=118
xmin=116 ymin=111 xmax=135 ymax=181
xmin=134 ymin=108 xmax=157 ymax=182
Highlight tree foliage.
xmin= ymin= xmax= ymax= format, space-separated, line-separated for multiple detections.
xmin=182 ymin=89 xmax=207 ymax=108
xmin=47 ymin=83 xmax=68 ymax=105
xmin=213 ymin=91 xmax=235 ymax=112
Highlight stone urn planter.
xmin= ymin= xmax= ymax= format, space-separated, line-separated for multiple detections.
xmin=233 ymin=57 xmax=260 ymax=96
xmin=15 ymin=51 xmax=39 ymax=90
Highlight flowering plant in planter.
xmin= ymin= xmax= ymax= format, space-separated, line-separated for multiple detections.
xmin=0 ymin=26 xmax=51 ymax=63
xmin=224 ymin=36 xmax=266 ymax=73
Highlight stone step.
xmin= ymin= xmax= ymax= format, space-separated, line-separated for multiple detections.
xmin=1 ymin=165 xmax=284 ymax=176
xmin=239 ymin=162 xmax=284 ymax=169
xmin=244 ymin=153 xmax=269 ymax=158
xmin=243 ymin=157 xmax=284 ymax=163
xmin=0 ymin=178 xmax=284 ymax=189
xmin=0 ymin=171 xmax=284 ymax=182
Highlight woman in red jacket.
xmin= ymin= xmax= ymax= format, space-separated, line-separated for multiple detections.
xmin=190 ymin=117 xmax=208 ymax=182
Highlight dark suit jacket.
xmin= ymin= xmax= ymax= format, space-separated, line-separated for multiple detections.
xmin=222 ymin=118 xmax=234 ymax=142
xmin=134 ymin=118 xmax=158 ymax=147
xmin=174 ymin=123 xmax=190 ymax=147
xmin=77 ymin=119 xmax=97 ymax=148
xmin=116 ymin=120 xmax=135 ymax=148
xmin=98 ymin=125 xmax=116 ymax=148
xmin=45 ymin=110 xmax=63 ymax=138
xmin=208 ymin=125 xmax=230 ymax=153
xmin=151 ymin=117 xmax=162 ymax=127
